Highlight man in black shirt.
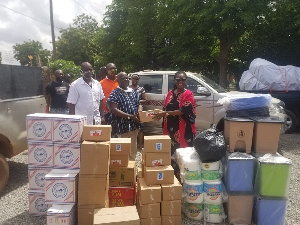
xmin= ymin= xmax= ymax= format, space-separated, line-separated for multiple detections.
xmin=45 ymin=69 xmax=69 ymax=114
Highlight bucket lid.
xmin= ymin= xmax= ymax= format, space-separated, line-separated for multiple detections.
xmin=252 ymin=116 xmax=283 ymax=124
xmin=227 ymin=152 xmax=255 ymax=160
xmin=258 ymin=153 xmax=292 ymax=165
xmin=224 ymin=117 xmax=253 ymax=122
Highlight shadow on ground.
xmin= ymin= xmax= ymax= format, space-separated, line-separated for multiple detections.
xmin=0 ymin=211 xmax=46 ymax=225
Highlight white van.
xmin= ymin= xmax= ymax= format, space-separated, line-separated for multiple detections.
xmin=131 ymin=71 xmax=286 ymax=134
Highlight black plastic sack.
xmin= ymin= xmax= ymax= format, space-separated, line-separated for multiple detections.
xmin=193 ymin=125 xmax=226 ymax=163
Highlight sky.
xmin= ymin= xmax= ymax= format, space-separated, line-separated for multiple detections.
xmin=0 ymin=0 xmax=112 ymax=65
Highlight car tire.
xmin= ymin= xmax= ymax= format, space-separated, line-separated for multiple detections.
xmin=285 ymin=109 xmax=298 ymax=134
xmin=0 ymin=154 xmax=9 ymax=194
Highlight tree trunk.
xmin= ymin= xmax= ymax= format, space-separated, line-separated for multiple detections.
xmin=218 ymin=35 xmax=231 ymax=88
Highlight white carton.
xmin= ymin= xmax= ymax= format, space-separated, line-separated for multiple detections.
xmin=45 ymin=169 xmax=79 ymax=204
xmin=28 ymin=167 xmax=52 ymax=190
xmin=26 ymin=114 xmax=52 ymax=141
xmin=28 ymin=190 xmax=52 ymax=216
xmin=52 ymin=116 xmax=86 ymax=143
xmin=54 ymin=143 xmax=80 ymax=169
xmin=47 ymin=204 xmax=76 ymax=225
xmin=28 ymin=140 xmax=54 ymax=167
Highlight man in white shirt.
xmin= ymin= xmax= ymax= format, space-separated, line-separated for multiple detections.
xmin=67 ymin=62 xmax=105 ymax=125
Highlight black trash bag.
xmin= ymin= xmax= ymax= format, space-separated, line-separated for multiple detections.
xmin=193 ymin=125 xmax=226 ymax=163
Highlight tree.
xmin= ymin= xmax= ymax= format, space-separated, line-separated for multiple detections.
xmin=47 ymin=59 xmax=81 ymax=80
xmin=56 ymin=14 xmax=99 ymax=65
xmin=12 ymin=40 xmax=51 ymax=66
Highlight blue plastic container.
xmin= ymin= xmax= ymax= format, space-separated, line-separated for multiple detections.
xmin=255 ymin=196 xmax=287 ymax=225
xmin=225 ymin=152 xmax=255 ymax=192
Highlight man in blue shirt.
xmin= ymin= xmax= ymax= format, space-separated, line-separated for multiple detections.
xmin=107 ymin=72 xmax=140 ymax=160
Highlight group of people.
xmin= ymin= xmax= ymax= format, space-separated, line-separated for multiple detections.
xmin=46 ymin=63 xmax=197 ymax=178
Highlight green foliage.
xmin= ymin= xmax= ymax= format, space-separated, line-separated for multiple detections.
xmin=47 ymin=59 xmax=81 ymax=80
xmin=12 ymin=40 xmax=51 ymax=66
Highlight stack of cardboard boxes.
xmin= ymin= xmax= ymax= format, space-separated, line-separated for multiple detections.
xmin=26 ymin=113 xmax=86 ymax=223
xmin=108 ymin=138 xmax=136 ymax=207
xmin=137 ymin=135 xmax=182 ymax=225
xmin=77 ymin=125 xmax=111 ymax=225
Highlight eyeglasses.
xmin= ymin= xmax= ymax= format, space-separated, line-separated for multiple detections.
xmin=175 ymin=78 xmax=187 ymax=82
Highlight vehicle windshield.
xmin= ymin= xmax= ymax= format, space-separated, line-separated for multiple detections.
xmin=192 ymin=73 xmax=226 ymax=93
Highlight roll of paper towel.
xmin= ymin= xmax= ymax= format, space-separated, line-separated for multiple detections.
xmin=202 ymin=160 xmax=220 ymax=171
xmin=204 ymin=203 xmax=223 ymax=223
xmin=184 ymin=180 xmax=204 ymax=203
xmin=183 ymin=156 xmax=201 ymax=180
xmin=203 ymin=180 xmax=222 ymax=204
xmin=201 ymin=170 xmax=220 ymax=182
xmin=186 ymin=203 xmax=204 ymax=221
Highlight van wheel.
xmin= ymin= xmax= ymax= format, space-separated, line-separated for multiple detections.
xmin=0 ymin=154 xmax=9 ymax=194
xmin=285 ymin=109 xmax=297 ymax=134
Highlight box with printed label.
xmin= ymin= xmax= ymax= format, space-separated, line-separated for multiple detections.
xmin=45 ymin=169 xmax=79 ymax=204
xmin=110 ymin=138 xmax=131 ymax=155
xmin=161 ymin=200 xmax=182 ymax=216
xmin=161 ymin=215 xmax=181 ymax=225
xmin=28 ymin=140 xmax=54 ymax=167
xmin=54 ymin=143 xmax=80 ymax=169
xmin=80 ymin=141 xmax=110 ymax=175
xmin=93 ymin=206 xmax=140 ymax=225
xmin=138 ymin=110 xmax=158 ymax=123
xmin=28 ymin=190 xmax=52 ymax=216
xmin=109 ymin=161 xmax=136 ymax=187
xmin=108 ymin=186 xmax=135 ymax=199
xmin=109 ymin=198 xmax=135 ymax=207
xmin=78 ymin=205 xmax=106 ymax=225
xmin=28 ymin=167 xmax=52 ymax=191
xmin=47 ymin=204 xmax=76 ymax=225
xmin=26 ymin=114 xmax=52 ymax=141
xmin=161 ymin=176 xmax=182 ymax=201
xmin=137 ymin=202 xmax=160 ymax=219
xmin=144 ymin=165 xmax=174 ymax=185
xmin=140 ymin=217 xmax=162 ymax=225
xmin=82 ymin=125 xmax=111 ymax=141
xmin=138 ymin=178 xmax=161 ymax=204
xmin=144 ymin=152 xmax=171 ymax=167
xmin=110 ymin=155 xmax=129 ymax=167
xmin=52 ymin=115 xmax=86 ymax=143
xmin=143 ymin=135 xmax=171 ymax=153
xmin=78 ymin=174 xmax=109 ymax=206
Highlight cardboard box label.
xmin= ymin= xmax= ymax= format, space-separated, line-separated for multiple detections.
xmin=90 ymin=130 xmax=103 ymax=136
xmin=157 ymin=172 xmax=164 ymax=180
xmin=146 ymin=112 xmax=154 ymax=117
xmin=111 ymin=160 xmax=121 ymax=165
xmin=109 ymin=198 xmax=134 ymax=207
xmin=116 ymin=144 xmax=122 ymax=151
xmin=156 ymin=143 xmax=162 ymax=150
xmin=152 ymin=159 xmax=163 ymax=166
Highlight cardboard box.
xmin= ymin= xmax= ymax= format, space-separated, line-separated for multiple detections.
xmin=26 ymin=114 xmax=52 ymax=141
xmin=138 ymin=168 xmax=143 ymax=178
xmin=161 ymin=215 xmax=181 ymax=225
xmin=137 ymin=202 xmax=160 ymax=219
xmin=110 ymin=155 xmax=129 ymax=167
xmin=144 ymin=165 xmax=174 ymax=185
xmin=253 ymin=118 xmax=283 ymax=153
xmin=110 ymin=138 xmax=131 ymax=155
xmin=109 ymin=161 xmax=136 ymax=187
xmin=82 ymin=125 xmax=111 ymax=142
xmin=139 ymin=110 xmax=155 ymax=123
xmin=80 ymin=141 xmax=110 ymax=175
xmin=161 ymin=176 xmax=182 ymax=201
xmin=109 ymin=186 xmax=135 ymax=199
xmin=140 ymin=217 xmax=161 ymax=225
xmin=143 ymin=135 xmax=171 ymax=153
xmin=78 ymin=174 xmax=109 ymax=206
xmin=138 ymin=178 xmax=161 ymax=204
xmin=45 ymin=169 xmax=79 ymax=204
xmin=227 ymin=193 xmax=254 ymax=225
xmin=54 ymin=143 xmax=80 ymax=169
xmin=47 ymin=204 xmax=76 ymax=225
xmin=109 ymin=198 xmax=135 ymax=207
xmin=53 ymin=116 xmax=85 ymax=143
xmin=78 ymin=205 xmax=106 ymax=225
xmin=225 ymin=118 xmax=254 ymax=153
xmin=93 ymin=206 xmax=140 ymax=225
xmin=27 ymin=140 xmax=54 ymax=167
xmin=28 ymin=190 xmax=51 ymax=216
xmin=28 ymin=167 xmax=52 ymax=190
xmin=144 ymin=152 xmax=171 ymax=167
xmin=161 ymin=200 xmax=181 ymax=216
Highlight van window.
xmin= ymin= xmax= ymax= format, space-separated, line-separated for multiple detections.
xmin=168 ymin=75 xmax=204 ymax=94
xmin=138 ymin=75 xmax=163 ymax=94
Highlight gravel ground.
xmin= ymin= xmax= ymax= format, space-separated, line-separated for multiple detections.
xmin=0 ymin=132 xmax=299 ymax=225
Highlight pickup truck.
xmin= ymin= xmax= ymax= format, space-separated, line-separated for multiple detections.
xmin=0 ymin=65 xmax=46 ymax=193
xmin=131 ymin=71 xmax=287 ymax=134
xmin=238 ymin=90 xmax=300 ymax=133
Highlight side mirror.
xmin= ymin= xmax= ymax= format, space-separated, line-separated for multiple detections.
xmin=196 ymin=86 xmax=211 ymax=96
